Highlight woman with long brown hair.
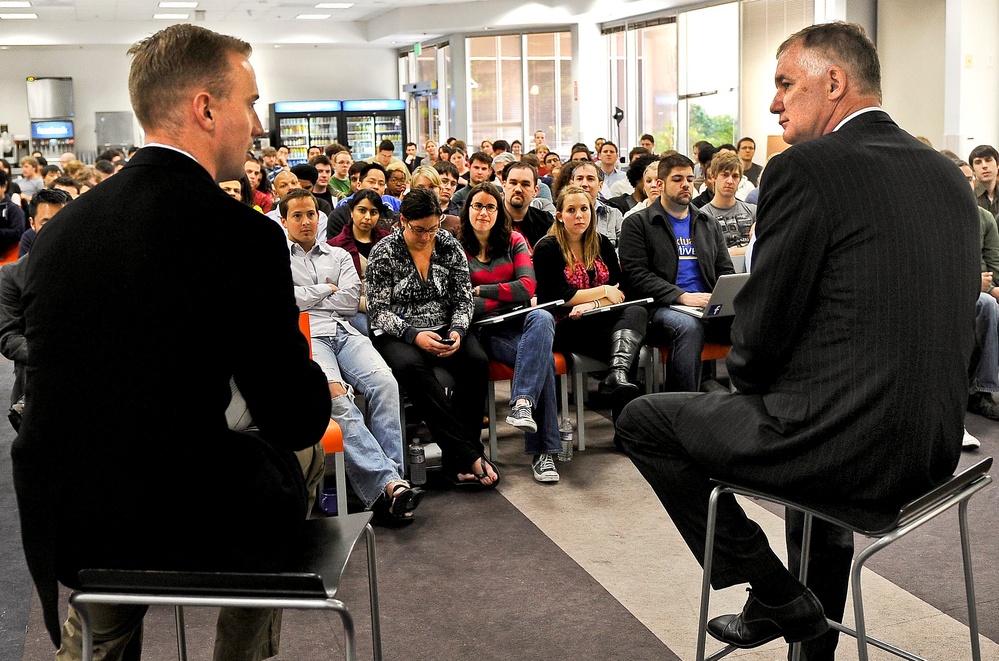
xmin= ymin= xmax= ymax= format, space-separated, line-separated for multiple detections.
xmin=533 ymin=185 xmax=647 ymax=402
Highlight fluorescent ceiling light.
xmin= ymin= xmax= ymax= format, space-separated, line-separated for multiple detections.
xmin=0 ymin=12 xmax=36 ymax=18
xmin=0 ymin=2 xmax=32 ymax=8
xmin=153 ymin=13 xmax=189 ymax=19
xmin=316 ymin=2 xmax=354 ymax=8
xmin=296 ymin=13 xmax=330 ymax=19
xmin=159 ymin=1 xmax=198 ymax=7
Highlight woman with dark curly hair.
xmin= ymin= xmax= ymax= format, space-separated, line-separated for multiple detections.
xmin=459 ymin=183 xmax=562 ymax=483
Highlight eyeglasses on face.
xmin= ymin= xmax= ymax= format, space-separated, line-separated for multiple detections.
xmin=406 ymin=222 xmax=441 ymax=236
xmin=470 ymin=202 xmax=498 ymax=213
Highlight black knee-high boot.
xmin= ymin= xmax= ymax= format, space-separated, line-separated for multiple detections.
xmin=598 ymin=329 xmax=643 ymax=400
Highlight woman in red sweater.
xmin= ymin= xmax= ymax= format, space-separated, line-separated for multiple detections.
xmin=459 ymin=183 xmax=563 ymax=484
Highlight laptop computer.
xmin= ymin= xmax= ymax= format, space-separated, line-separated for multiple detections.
xmin=669 ymin=273 xmax=749 ymax=319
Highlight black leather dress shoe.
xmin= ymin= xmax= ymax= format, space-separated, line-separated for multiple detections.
xmin=707 ymin=589 xmax=829 ymax=648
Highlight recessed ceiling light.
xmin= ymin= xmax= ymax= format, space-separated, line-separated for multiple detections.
xmin=153 ymin=13 xmax=189 ymax=19
xmin=315 ymin=2 xmax=353 ymax=8
xmin=0 ymin=2 xmax=32 ymax=8
xmin=0 ymin=12 xmax=36 ymax=18
xmin=296 ymin=13 xmax=330 ymax=19
xmin=159 ymin=1 xmax=198 ymax=7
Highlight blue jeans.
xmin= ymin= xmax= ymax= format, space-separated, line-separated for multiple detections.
xmin=478 ymin=309 xmax=560 ymax=455
xmin=311 ymin=325 xmax=404 ymax=507
xmin=649 ymin=306 xmax=705 ymax=392
xmin=972 ymin=292 xmax=999 ymax=393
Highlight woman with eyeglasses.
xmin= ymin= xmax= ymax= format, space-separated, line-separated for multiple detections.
xmin=459 ymin=183 xmax=562 ymax=483
xmin=366 ymin=188 xmax=496 ymax=487
xmin=328 ymin=189 xmax=390 ymax=335
xmin=534 ymin=185 xmax=647 ymax=407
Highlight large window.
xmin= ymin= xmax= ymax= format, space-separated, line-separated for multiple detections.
xmin=606 ymin=3 xmax=738 ymax=156
xmin=467 ymin=31 xmax=572 ymax=154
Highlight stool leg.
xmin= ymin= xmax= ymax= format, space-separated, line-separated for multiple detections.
xmin=328 ymin=602 xmax=357 ymax=661
xmin=174 ymin=605 xmax=188 ymax=661
xmin=74 ymin=601 xmax=96 ymax=661
xmin=851 ymin=549 xmax=869 ymax=661
xmin=959 ymin=500 xmax=983 ymax=661
xmin=696 ymin=486 xmax=722 ymax=661
xmin=559 ymin=374 xmax=569 ymax=425
xmin=365 ymin=524 xmax=383 ymax=661
xmin=789 ymin=512 xmax=813 ymax=661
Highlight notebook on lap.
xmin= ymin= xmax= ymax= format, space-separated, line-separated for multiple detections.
xmin=669 ymin=273 xmax=749 ymax=319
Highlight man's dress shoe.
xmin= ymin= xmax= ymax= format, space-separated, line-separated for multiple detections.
xmin=707 ymin=589 xmax=829 ymax=648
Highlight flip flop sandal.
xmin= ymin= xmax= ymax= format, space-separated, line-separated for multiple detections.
xmin=472 ymin=457 xmax=500 ymax=487
xmin=387 ymin=483 xmax=424 ymax=519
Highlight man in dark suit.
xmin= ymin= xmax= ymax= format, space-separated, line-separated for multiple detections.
xmin=617 ymin=22 xmax=980 ymax=659
xmin=12 ymin=24 xmax=331 ymax=660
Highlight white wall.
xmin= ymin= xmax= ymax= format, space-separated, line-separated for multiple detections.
xmin=878 ymin=0 xmax=946 ymax=146
xmin=0 ymin=43 xmax=399 ymax=153
xmin=956 ymin=0 xmax=999 ymax=154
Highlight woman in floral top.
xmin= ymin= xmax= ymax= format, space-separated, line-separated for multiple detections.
xmin=533 ymin=185 xmax=647 ymax=403
xmin=367 ymin=188 xmax=496 ymax=486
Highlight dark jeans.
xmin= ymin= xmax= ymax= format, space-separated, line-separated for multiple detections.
xmin=375 ymin=332 xmax=488 ymax=476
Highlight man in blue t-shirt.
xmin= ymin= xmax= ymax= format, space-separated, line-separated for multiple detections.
xmin=619 ymin=153 xmax=734 ymax=391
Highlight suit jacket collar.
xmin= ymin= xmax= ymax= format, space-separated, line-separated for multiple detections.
xmin=125 ymin=145 xmax=216 ymax=187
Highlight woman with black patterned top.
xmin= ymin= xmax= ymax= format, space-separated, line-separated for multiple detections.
xmin=367 ymin=188 xmax=496 ymax=486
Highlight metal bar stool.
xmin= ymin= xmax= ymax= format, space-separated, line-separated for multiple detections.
xmin=696 ymin=457 xmax=993 ymax=661
xmin=72 ymin=512 xmax=382 ymax=661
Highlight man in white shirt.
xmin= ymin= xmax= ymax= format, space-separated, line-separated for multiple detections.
xmin=281 ymin=188 xmax=422 ymax=521
xmin=266 ymin=170 xmax=328 ymax=242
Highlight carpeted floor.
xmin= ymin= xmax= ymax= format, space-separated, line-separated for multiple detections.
xmin=2 ymin=359 xmax=997 ymax=661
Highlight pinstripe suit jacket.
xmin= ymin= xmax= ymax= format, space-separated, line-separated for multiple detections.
xmin=674 ymin=111 xmax=980 ymax=527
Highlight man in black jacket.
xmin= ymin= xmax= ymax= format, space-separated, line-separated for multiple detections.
xmin=618 ymin=23 xmax=978 ymax=659
xmin=619 ymin=153 xmax=734 ymax=392
xmin=13 ymin=24 xmax=330 ymax=660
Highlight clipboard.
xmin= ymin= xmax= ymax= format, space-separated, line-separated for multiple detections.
xmin=472 ymin=299 xmax=564 ymax=326
xmin=579 ymin=297 xmax=654 ymax=317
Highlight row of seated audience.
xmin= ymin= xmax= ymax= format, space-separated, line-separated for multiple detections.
xmin=2 ymin=135 xmax=995 ymax=523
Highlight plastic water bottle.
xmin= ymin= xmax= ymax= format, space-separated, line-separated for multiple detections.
xmin=408 ymin=440 xmax=427 ymax=485
xmin=557 ymin=419 xmax=573 ymax=462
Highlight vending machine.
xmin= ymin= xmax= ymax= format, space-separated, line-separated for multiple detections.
xmin=339 ymin=99 xmax=407 ymax=161
xmin=30 ymin=120 xmax=75 ymax=158
xmin=267 ymin=100 xmax=342 ymax=166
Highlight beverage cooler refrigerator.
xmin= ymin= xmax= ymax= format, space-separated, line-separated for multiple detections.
xmin=340 ymin=99 xmax=407 ymax=161
xmin=268 ymin=100 xmax=342 ymax=166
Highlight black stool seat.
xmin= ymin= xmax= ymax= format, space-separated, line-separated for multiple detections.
xmin=72 ymin=511 xmax=381 ymax=661
xmin=696 ymin=458 xmax=993 ymax=661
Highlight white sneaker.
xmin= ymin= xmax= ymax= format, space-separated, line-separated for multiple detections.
xmin=531 ymin=453 xmax=559 ymax=483
xmin=962 ymin=427 xmax=981 ymax=450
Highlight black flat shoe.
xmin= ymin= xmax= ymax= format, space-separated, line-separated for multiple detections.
xmin=707 ymin=589 xmax=828 ymax=649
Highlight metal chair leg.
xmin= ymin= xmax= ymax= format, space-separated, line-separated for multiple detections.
xmin=789 ymin=512 xmax=813 ymax=661
xmin=959 ymin=500 xmax=983 ymax=661
xmin=365 ymin=524 xmax=383 ymax=661
xmin=696 ymin=487 xmax=721 ymax=661
xmin=174 ymin=605 xmax=188 ymax=661
xmin=76 ymin=601 xmax=95 ymax=661
xmin=487 ymin=381 xmax=498 ymax=460
xmin=574 ymin=367 xmax=585 ymax=451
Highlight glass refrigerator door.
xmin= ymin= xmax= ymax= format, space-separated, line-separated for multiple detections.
xmin=308 ymin=116 xmax=338 ymax=149
xmin=346 ymin=115 xmax=375 ymax=160
xmin=374 ymin=113 xmax=404 ymax=160
xmin=278 ymin=116 xmax=309 ymax=165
